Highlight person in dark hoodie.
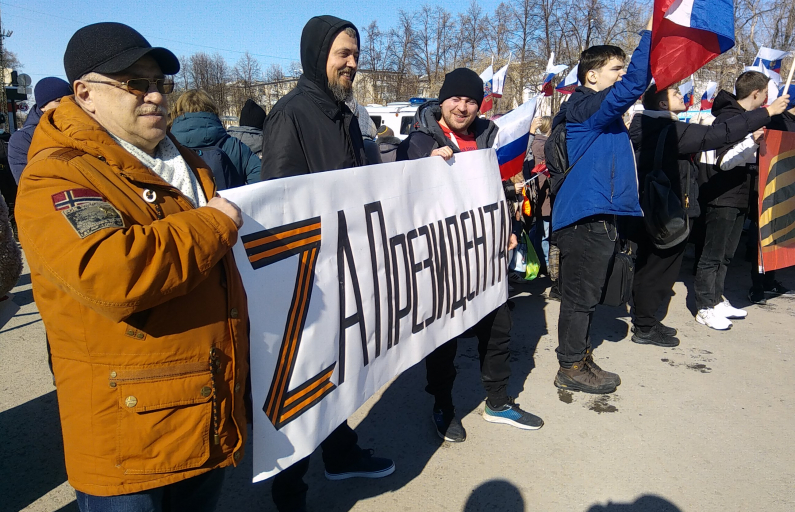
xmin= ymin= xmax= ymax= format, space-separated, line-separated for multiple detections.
xmin=746 ymin=84 xmax=795 ymax=305
xmin=627 ymin=83 xmax=788 ymax=344
xmin=396 ymin=68 xmax=544 ymax=445
xmin=694 ymin=71 xmax=778 ymax=330
xmin=550 ymin=17 xmax=652 ymax=395
xmin=228 ymin=98 xmax=265 ymax=159
xmin=259 ymin=16 xmax=393 ymax=512
xmin=170 ymin=89 xmax=261 ymax=185
xmin=260 ymin=17 xmax=367 ymax=180
xmin=8 ymin=77 xmax=72 ymax=183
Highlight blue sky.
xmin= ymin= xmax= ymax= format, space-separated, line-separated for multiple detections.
xmin=3 ymin=0 xmax=503 ymax=99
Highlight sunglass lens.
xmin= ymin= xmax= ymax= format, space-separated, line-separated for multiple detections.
xmin=159 ymin=80 xmax=175 ymax=94
xmin=127 ymin=79 xmax=151 ymax=94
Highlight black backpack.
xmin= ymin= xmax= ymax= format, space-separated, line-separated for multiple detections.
xmin=641 ymin=125 xmax=689 ymax=249
xmin=544 ymin=119 xmax=581 ymax=195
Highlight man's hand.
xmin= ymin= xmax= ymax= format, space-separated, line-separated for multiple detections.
xmin=507 ymin=233 xmax=518 ymax=251
xmin=752 ymin=128 xmax=765 ymax=143
xmin=766 ymin=94 xmax=791 ymax=116
xmin=207 ymin=196 xmax=243 ymax=228
xmin=431 ymin=147 xmax=454 ymax=160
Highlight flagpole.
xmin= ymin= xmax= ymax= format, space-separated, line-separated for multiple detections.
xmin=785 ymin=56 xmax=795 ymax=90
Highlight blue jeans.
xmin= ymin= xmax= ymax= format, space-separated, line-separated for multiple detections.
xmin=75 ymin=468 xmax=225 ymax=512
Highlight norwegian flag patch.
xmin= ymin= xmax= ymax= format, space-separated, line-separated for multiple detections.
xmin=51 ymin=189 xmax=105 ymax=211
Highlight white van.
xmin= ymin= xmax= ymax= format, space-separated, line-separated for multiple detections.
xmin=365 ymin=99 xmax=432 ymax=140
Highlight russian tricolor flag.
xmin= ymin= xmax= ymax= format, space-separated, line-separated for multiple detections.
xmin=541 ymin=53 xmax=568 ymax=97
xmin=751 ymin=47 xmax=789 ymax=84
xmin=493 ymin=97 xmax=539 ymax=180
xmin=678 ymin=78 xmax=694 ymax=108
xmin=650 ymin=0 xmax=735 ymax=90
xmin=480 ymin=65 xmax=494 ymax=113
xmin=556 ymin=65 xmax=579 ymax=95
xmin=700 ymin=80 xmax=717 ymax=110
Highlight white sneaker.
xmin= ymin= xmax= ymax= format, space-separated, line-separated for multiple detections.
xmin=696 ymin=308 xmax=733 ymax=330
xmin=713 ymin=299 xmax=748 ymax=319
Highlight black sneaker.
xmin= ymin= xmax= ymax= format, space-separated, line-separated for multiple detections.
xmin=632 ymin=323 xmax=677 ymax=336
xmin=765 ymin=281 xmax=792 ymax=296
xmin=433 ymin=407 xmax=466 ymax=442
xmin=483 ymin=397 xmax=544 ymax=430
xmin=547 ymin=283 xmax=561 ymax=301
xmin=748 ymin=289 xmax=767 ymax=305
xmin=324 ymin=449 xmax=395 ymax=481
xmin=631 ymin=324 xmax=680 ymax=347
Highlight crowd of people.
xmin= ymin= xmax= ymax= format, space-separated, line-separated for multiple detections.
xmin=0 ymin=11 xmax=792 ymax=512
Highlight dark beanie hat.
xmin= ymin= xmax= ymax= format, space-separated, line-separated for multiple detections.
xmin=64 ymin=22 xmax=179 ymax=85
xmin=239 ymin=99 xmax=267 ymax=128
xmin=438 ymin=68 xmax=484 ymax=109
xmin=34 ymin=77 xmax=72 ymax=107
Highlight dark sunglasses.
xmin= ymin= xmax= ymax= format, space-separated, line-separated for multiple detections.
xmin=85 ymin=77 xmax=175 ymax=95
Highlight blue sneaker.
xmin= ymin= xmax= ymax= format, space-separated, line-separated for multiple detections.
xmin=483 ymin=398 xmax=543 ymax=430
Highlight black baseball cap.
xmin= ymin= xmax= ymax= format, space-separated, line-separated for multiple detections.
xmin=64 ymin=22 xmax=180 ymax=85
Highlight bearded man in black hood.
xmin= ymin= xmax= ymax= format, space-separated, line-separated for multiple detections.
xmin=260 ymin=15 xmax=393 ymax=512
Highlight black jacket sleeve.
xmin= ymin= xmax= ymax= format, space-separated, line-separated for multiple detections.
xmin=396 ymin=131 xmax=438 ymax=161
xmin=260 ymin=109 xmax=310 ymax=180
xmin=675 ymin=108 xmax=770 ymax=154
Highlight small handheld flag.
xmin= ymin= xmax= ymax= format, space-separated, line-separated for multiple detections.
xmin=556 ymin=65 xmax=579 ymax=95
xmin=650 ymin=0 xmax=735 ymax=90
xmin=492 ymin=62 xmax=510 ymax=98
xmin=541 ymin=53 xmax=568 ymax=97
xmin=480 ymin=65 xmax=494 ymax=113
xmin=752 ymin=47 xmax=789 ymax=84
xmin=700 ymin=81 xmax=718 ymax=110
xmin=678 ymin=78 xmax=694 ymax=108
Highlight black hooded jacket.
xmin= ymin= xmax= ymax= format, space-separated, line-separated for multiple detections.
xmin=260 ymin=16 xmax=366 ymax=180
xmin=395 ymin=100 xmax=498 ymax=160
xmin=628 ymin=106 xmax=770 ymax=218
xmin=700 ymin=90 xmax=765 ymax=208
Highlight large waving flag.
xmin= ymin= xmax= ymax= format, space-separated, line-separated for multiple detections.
xmin=650 ymin=0 xmax=735 ymax=90
xmin=480 ymin=65 xmax=494 ymax=113
xmin=678 ymin=78 xmax=694 ymax=108
xmin=492 ymin=63 xmax=510 ymax=98
xmin=556 ymin=64 xmax=579 ymax=95
xmin=700 ymin=80 xmax=718 ymax=110
xmin=493 ymin=96 xmax=539 ymax=180
xmin=752 ymin=47 xmax=789 ymax=84
xmin=541 ymin=53 xmax=568 ymax=96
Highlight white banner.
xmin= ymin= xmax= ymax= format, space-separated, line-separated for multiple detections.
xmin=220 ymin=149 xmax=510 ymax=482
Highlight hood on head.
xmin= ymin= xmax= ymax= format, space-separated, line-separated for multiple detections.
xmin=300 ymin=15 xmax=359 ymax=97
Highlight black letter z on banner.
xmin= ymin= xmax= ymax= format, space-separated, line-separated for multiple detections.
xmin=242 ymin=218 xmax=336 ymax=430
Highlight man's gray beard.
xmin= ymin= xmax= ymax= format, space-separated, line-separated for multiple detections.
xmin=328 ymin=79 xmax=353 ymax=103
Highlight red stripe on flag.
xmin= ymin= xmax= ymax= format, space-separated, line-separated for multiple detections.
xmin=499 ymin=154 xmax=525 ymax=181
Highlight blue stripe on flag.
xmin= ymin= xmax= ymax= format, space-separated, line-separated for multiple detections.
xmin=689 ymin=0 xmax=734 ymax=49
xmin=495 ymin=133 xmax=530 ymax=166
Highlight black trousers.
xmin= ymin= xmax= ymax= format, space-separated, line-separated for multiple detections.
xmin=694 ymin=206 xmax=745 ymax=310
xmin=631 ymin=236 xmax=687 ymax=331
xmin=424 ymin=302 xmax=512 ymax=409
xmin=271 ymin=422 xmax=359 ymax=511
xmin=556 ymin=216 xmax=617 ymax=365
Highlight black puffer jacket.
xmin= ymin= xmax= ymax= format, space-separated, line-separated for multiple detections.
xmin=700 ymin=90 xmax=768 ymax=208
xmin=629 ymin=107 xmax=770 ymax=218
xmin=260 ymin=16 xmax=366 ymax=179
xmin=395 ymin=100 xmax=498 ymax=160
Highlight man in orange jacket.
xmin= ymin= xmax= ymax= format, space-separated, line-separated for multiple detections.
xmin=16 ymin=22 xmax=248 ymax=511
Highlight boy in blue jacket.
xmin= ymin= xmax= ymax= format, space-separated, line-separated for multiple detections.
xmin=552 ymin=17 xmax=652 ymax=394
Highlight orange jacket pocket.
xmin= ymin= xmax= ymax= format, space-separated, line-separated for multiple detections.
xmin=115 ymin=368 xmax=213 ymax=474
